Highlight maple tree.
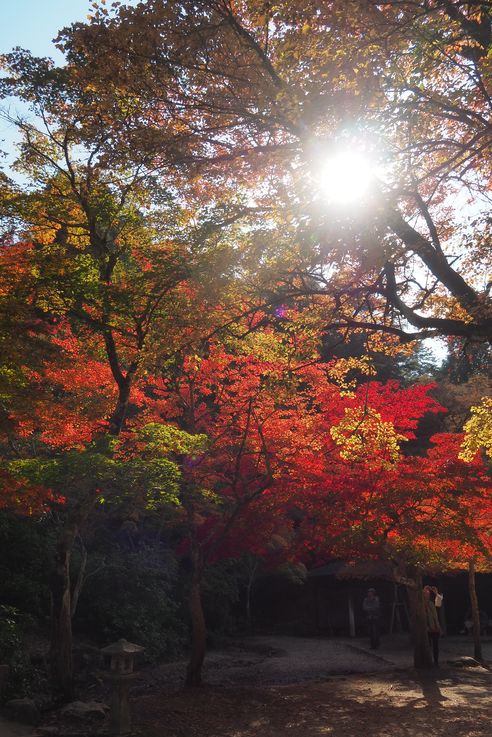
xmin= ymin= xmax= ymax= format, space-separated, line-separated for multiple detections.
xmin=0 ymin=154 xmax=186 ymax=697
xmin=282 ymin=421 xmax=492 ymax=668
xmin=140 ymin=324 xmax=325 ymax=685
xmin=460 ymin=396 xmax=492 ymax=464
xmin=145 ymin=320 xmax=472 ymax=678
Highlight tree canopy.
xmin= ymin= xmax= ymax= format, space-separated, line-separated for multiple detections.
xmin=29 ymin=0 xmax=491 ymax=344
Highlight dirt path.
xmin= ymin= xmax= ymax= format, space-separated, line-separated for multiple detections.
xmin=135 ymin=668 xmax=492 ymax=737
xmin=134 ymin=634 xmax=492 ymax=688
xmin=130 ymin=635 xmax=492 ymax=737
xmin=140 ymin=636 xmax=392 ymax=690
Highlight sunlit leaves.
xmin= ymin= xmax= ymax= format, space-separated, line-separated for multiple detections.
xmin=330 ymin=406 xmax=406 ymax=469
xmin=136 ymin=423 xmax=208 ymax=458
xmin=460 ymin=396 xmax=492 ymax=462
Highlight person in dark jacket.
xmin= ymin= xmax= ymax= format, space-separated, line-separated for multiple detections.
xmin=362 ymin=588 xmax=381 ymax=649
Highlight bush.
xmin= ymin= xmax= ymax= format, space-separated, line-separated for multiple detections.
xmin=202 ymin=560 xmax=243 ymax=636
xmin=0 ymin=606 xmax=44 ymax=700
xmin=0 ymin=513 xmax=54 ymax=619
xmin=0 ymin=605 xmax=21 ymax=661
xmin=76 ymin=546 xmax=186 ymax=661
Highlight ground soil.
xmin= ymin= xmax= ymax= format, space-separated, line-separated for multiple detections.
xmin=131 ymin=635 xmax=492 ymax=737
xmin=5 ymin=635 xmax=492 ymax=737
xmin=135 ymin=669 xmax=492 ymax=737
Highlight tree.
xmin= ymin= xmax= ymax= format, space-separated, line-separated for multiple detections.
xmin=460 ymin=397 xmax=492 ymax=465
xmin=145 ymin=329 xmax=323 ymax=685
xmin=5 ymin=423 xmax=191 ymax=691
xmin=137 ymin=310 xmax=439 ymax=683
xmin=287 ymin=423 xmax=492 ymax=668
xmin=0 ymin=31 xmax=254 ymax=694
xmin=58 ymin=0 xmax=491 ymax=344
xmin=0 ymin=162 xmax=183 ymax=699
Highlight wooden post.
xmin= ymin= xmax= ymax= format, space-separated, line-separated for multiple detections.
xmin=468 ymin=558 xmax=483 ymax=662
xmin=390 ymin=584 xmax=397 ymax=634
xmin=348 ymin=591 xmax=356 ymax=638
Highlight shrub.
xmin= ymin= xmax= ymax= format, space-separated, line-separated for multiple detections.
xmin=0 ymin=605 xmax=21 ymax=661
xmin=76 ymin=546 xmax=186 ymax=661
xmin=202 ymin=560 xmax=242 ymax=636
xmin=0 ymin=513 xmax=53 ymax=619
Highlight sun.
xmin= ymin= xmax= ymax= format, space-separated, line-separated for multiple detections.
xmin=317 ymin=150 xmax=374 ymax=204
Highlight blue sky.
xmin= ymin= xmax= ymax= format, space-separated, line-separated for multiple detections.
xmin=1 ymin=0 xmax=94 ymax=61
xmin=1 ymin=1 xmax=101 ymax=166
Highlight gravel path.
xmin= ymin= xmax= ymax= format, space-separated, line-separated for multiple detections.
xmin=202 ymin=636 xmax=392 ymax=684
xmin=142 ymin=635 xmax=392 ymax=690
xmin=135 ymin=635 xmax=492 ymax=737
xmin=144 ymin=634 xmax=492 ymax=689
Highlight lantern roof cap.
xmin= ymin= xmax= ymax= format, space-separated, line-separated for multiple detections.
xmin=101 ymin=638 xmax=145 ymax=655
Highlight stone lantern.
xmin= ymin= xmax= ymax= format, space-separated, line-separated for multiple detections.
xmin=101 ymin=638 xmax=145 ymax=735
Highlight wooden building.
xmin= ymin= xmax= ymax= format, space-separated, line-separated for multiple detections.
xmin=252 ymin=561 xmax=492 ymax=637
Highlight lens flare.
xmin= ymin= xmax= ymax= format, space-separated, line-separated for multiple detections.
xmin=318 ymin=151 xmax=374 ymax=204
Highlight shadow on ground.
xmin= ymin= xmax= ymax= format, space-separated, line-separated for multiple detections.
xmin=133 ymin=636 xmax=492 ymax=737
xmin=136 ymin=669 xmax=492 ymax=737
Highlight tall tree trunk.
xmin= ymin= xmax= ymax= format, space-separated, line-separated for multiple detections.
xmin=49 ymin=495 xmax=97 ymax=698
xmin=185 ymin=542 xmax=206 ymax=687
xmin=407 ymin=571 xmax=433 ymax=669
xmin=244 ymin=554 xmax=258 ymax=630
xmin=48 ymin=257 xmax=135 ymax=697
xmin=50 ymin=534 xmax=75 ymax=699
xmin=70 ymin=536 xmax=88 ymax=619
xmin=468 ymin=558 xmax=483 ymax=662
xmin=108 ymin=380 xmax=131 ymax=435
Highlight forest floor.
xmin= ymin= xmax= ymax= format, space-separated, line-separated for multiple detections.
xmin=6 ymin=635 xmax=492 ymax=737
xmin=132 ymin=634 xmax=492 ymax=737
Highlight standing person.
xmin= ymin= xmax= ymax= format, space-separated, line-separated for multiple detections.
xmin=362 ymin=588 xmax=381 ymax=649
xmin=424 ymin=585 xmax=442 ymax=666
